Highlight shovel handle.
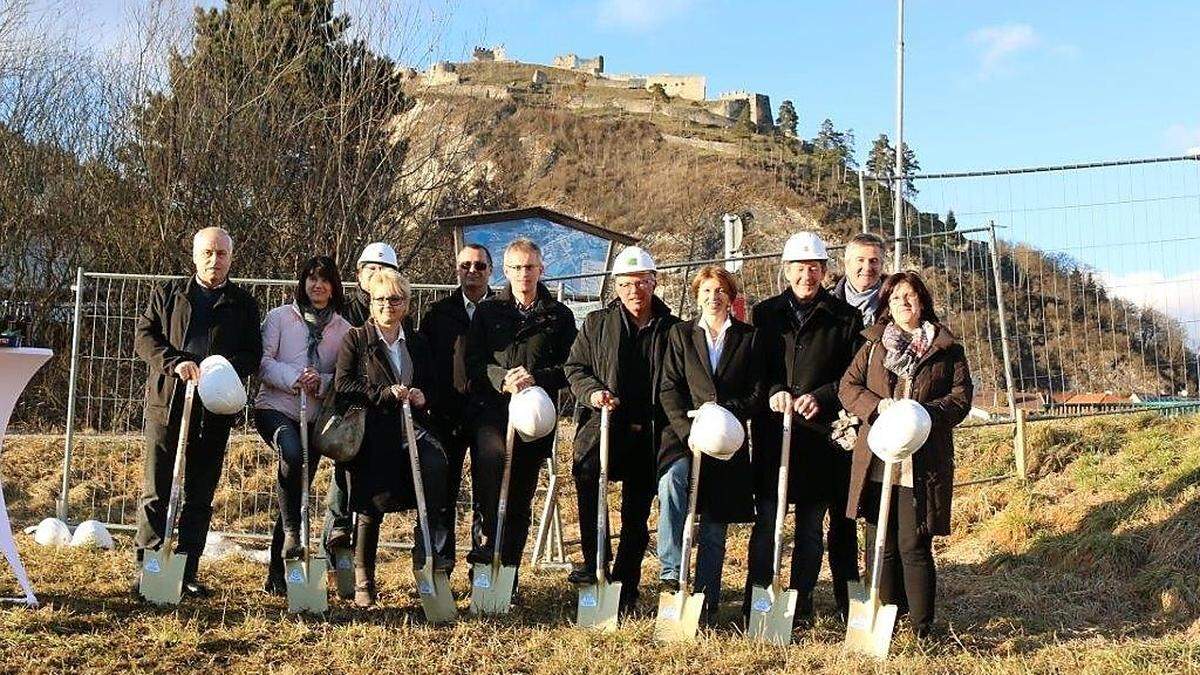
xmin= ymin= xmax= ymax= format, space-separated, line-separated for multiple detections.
xmin=492 ymin=420 xmax=517 ymax=569
xmin=677 ymin=449 xmax=703 ymax=594
xmin=866 ymin=461 xmax=898 ymax=607
xmin=771 ymin=411 xmax=793 ymax=582
xmin=596 ymin=406 xmax=610 ymax=584
xmin=403 ymin=401 xmax=437 ymax=569
xmin=299 ymin=390 xmax=310 ymax=564
xmin=160 ymin=381 xmax=196 ymax=557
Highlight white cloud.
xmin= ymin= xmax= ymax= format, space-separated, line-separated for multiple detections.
xmin=968 ymin=23 xmax=1038 ymax=78
xmin=1102 ymin=269 xmax=1200 ymax=347
xmin=597 ymin=0 xmax=696 ymax=31
xmin=1165 ymin=123 xmax=1200 ymax=155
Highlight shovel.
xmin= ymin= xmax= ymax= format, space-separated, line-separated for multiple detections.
xmin=470 ymin=420 xmax=519 ymax=615
xmin=403 ymin=400 xmax=457 ymax=624
xmin=748 ymin=410 xmax=799 ymax=645
xmin=576 ymin=406 xmax=622 ymax=630
xmin=285 ymin=390 xmax=329 ymax=615
xmin=844 ymin=460 xmax=900 ymax=659
xmin=139 ymin=380 xmax=196 ymax=605
xmin=654 ymin=448 xmax=705 ymax=642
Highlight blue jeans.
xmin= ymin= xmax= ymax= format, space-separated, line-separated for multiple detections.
xmin=657 ymin=456 xmax=728 ymax=614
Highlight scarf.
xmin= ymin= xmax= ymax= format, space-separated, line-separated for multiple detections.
xmin=840 ymin=277 xmax=882 ymax=326
xmin=788 ymin=291 xmax=818 ymax=327
xmin=297 ymin=302 xmax=335 ymax=367
xmin=881 ymin=320 xmax=935 ymax=380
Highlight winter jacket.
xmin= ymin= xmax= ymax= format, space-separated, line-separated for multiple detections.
xmin=253 ymin=303 xmax=351 ymax=421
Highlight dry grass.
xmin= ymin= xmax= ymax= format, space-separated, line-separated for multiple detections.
xmin=3 ymin=414 xmax=1200 ymax=673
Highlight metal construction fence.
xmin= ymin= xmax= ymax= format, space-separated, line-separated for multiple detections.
xmin=50 ymin=153 xmax=1200 ymax=563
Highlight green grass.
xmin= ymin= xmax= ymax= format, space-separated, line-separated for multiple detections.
xmin=3 ymin=414 xmax=1200 ymax=672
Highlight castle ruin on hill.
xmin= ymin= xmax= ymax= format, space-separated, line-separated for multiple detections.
xmin=405 ymin=46 xmax=776 ymax=133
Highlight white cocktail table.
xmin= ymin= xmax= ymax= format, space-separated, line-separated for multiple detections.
xmin=0 ymin=347 xmax=53 ymax=607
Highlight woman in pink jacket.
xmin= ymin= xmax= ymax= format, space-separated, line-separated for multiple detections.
xmin=255 ymin=256 xmax=352 ymax=595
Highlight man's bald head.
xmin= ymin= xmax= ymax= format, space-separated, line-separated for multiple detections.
xmin=192 ymin=227 xmax=233 ymax=287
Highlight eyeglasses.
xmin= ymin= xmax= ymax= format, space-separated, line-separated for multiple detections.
xmin=458 ymin=261 xmax=489 ymax=272
xmin=371 ymin=296 xmax=407 ymax=307
xmin=505 ymin=264 xmax=540 ymax=272
xmin=616 ymin=279 xmax=653 ymax=291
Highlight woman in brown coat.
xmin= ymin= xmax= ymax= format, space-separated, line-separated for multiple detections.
xmin=838 ymin=270 xmax=972 ymax=636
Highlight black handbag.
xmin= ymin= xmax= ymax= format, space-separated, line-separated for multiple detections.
xmin=313 ymin=391 xmax=365 ymax=462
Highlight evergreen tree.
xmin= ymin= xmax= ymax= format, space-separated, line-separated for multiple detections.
xmin=865 ymin=132 xmax=920 ymax=195
xmin=775 ymin=100 xmax=798 ymax=138
xmin=736 ymin=104 xmax=756 ymax=135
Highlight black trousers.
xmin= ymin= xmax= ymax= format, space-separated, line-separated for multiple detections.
xmin=134 ymin=403 xmax=231 ymax=581
xmin=440 ymin=419 xmax=483 ymax=567
xmin=471 ymin=418 xmax=551 ymax=567
xmin=254 ymin=409 xmax=320 ymax=584
xmin=863 ymin=483 xmax=936 ymax=633
xmin=572 ymin=426 xmax=655 ymax=601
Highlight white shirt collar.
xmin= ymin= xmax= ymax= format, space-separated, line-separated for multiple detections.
xmin=699 ymin=315 xmax=733 ymax=340
xmin=375 ymin=324 xmax=406 ymax=347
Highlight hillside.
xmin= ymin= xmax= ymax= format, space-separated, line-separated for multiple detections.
xmin=2 ymin=413 xmax=1199 ymax=672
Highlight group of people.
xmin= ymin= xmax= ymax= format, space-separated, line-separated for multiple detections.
xmin=131 ymin=224 xmax=972 ymax=637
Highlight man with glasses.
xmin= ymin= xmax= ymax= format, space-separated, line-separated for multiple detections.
xmin=464 ymin=238 xmax=576 ymax=585
xmin=418 ymin=243 xmax=494 ymax=572
xmin=564 ymin=246 xmax=679 ymax=615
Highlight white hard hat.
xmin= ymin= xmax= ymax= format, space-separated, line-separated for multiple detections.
xmin=781 ymin=232 xmax=829 ymax=262
xmin=868 ymin=399 xmax=932 ymax=463
xmin=509 ymin=386 xmax=557 ymax=442
xmin=70 ymin=520 xmax=115 ymax=550
xmin=33 ymin=518 xmax=71 ymax=547
xmin=687 ymin=402 xmax=745 ymax=460
xmin=357 ymin=242 xmax=398 ymax=269
xmin=611 ymin=246 xmax=657 ymax=276
xmin=197 ymin=355 xmax=248 ymax=415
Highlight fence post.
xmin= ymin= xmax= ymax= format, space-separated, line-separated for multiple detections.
xmin=58 ymin=267 xmax=86 ymax=522
xmin=1014 ymin=408 xmax=1028 ymax=481
xmin=987 ymin=222 xmax=1018 ymax=421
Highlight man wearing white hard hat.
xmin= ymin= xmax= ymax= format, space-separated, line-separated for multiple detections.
xmin=132 ymin=226 xmax=262 ymax=597
xmin=745 ymin=230 xmax=864 ymax=623
xmin=464 ymin=238 xmax=577 ymax=578
xmin=322 ymin=241 xmax=400 ymax=554
xmin=343 ymin=242 xmax=399 ymax=328
xmin=564 ymin=245 xmax=680 ymax=613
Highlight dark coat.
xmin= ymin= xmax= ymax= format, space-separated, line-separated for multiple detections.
xmin=418 ymin=287 xmax=491 ymax=436
xmin=839 ymin=322 xmax=973 ymax=536
xmin=750 ymin=287 xmax=864 ymax=504
xmin=565 ymin=296 xmax=680 ymax=478
xmin=658 ymin=317 xmax=766 ymax=523
xmin=465 ymin=283 xmax=577 ymax=456
xmin=334 ymin=321 xmax=441 ymax=514
xmin=134 ymin=277 xmax=262 ymax=425
xmin=343 ymin=289 xmax=371 ymax=328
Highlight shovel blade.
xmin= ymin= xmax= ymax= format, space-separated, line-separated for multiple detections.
xmin=469 ymin=563 xmax=517 ymax=616
xmin=576 ymin=580 xmax=622 ymax=631
xmin=414 ymin=564 xmax=457 ymax=624
xmin=747 ymin=584 xmax=798 ymax=645
xmin=654 ymin=590 xmax=705 ymax=642
xmin=139 ymin=550 xmax=187 ymax=606
xmin=329 ymin=548 xmax=355 ymax=600
xmin=285 ymin=557 xmax=329 ymax=615
xmin=844 ymin=595 xmax=899 ymax=659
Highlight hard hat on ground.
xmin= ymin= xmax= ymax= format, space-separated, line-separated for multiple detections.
xmin=687 ymin=402 xmax=745 ymax=460
xmin=611 ymin=246 xmax=657 ymax=276
xmin=509 ymin=386 xmax=556 ymax=442
xmin=70 ymin=520 xmax=115 ymax=550
xmin=781 ymin=232 xmax=829 ymax=262
xmin=868 ymin=399 xmax=932 ymax=463
xmin=33 ymin=518 xmax=71 ymax=547
xmin=357 ymin=242 xmax=398 ymax=269
xmin=197 ymin=355 xmax=248 ymax=415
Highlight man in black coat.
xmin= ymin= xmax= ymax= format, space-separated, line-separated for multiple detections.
xmin=830 ymin=232 xmax=887 ymax=326
xmin=564 ymin=246 xmax=679 ymax=612
xmin=747 ymin=231 xmax=864 ymax=621
xmin=418 ymin=243 xmax=494 ymax=570
xmin=133 ymin=227 xmax=262 ymax=596
xmin=464 ymin=238 xmax=577 ymax=573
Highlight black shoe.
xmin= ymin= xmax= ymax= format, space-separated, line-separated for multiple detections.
xmin=465 ymin=547 xmax=492 ymax=566
xmin=568 ymin=566 xmax=600 ymax=585
xmin=181 ymin=581 xmax=213 ymax=598
xmin=660 ymin=578 xmax=680 ymax=594
xmin=326 ymin=527 xmax=352 ymax=550
xmin=618 ymin=589 xmax=640 ymax=617
xmin=262 ymin=574 xmax=286 ymax=597
xmin=283 ymin=530 xmax=304 ymax=560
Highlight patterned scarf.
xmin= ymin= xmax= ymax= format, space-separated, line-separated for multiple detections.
xmin=881 ymin=320 xmax=935 ymax=380
xmin=298 ymin=302 xmax=335 ymax=367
